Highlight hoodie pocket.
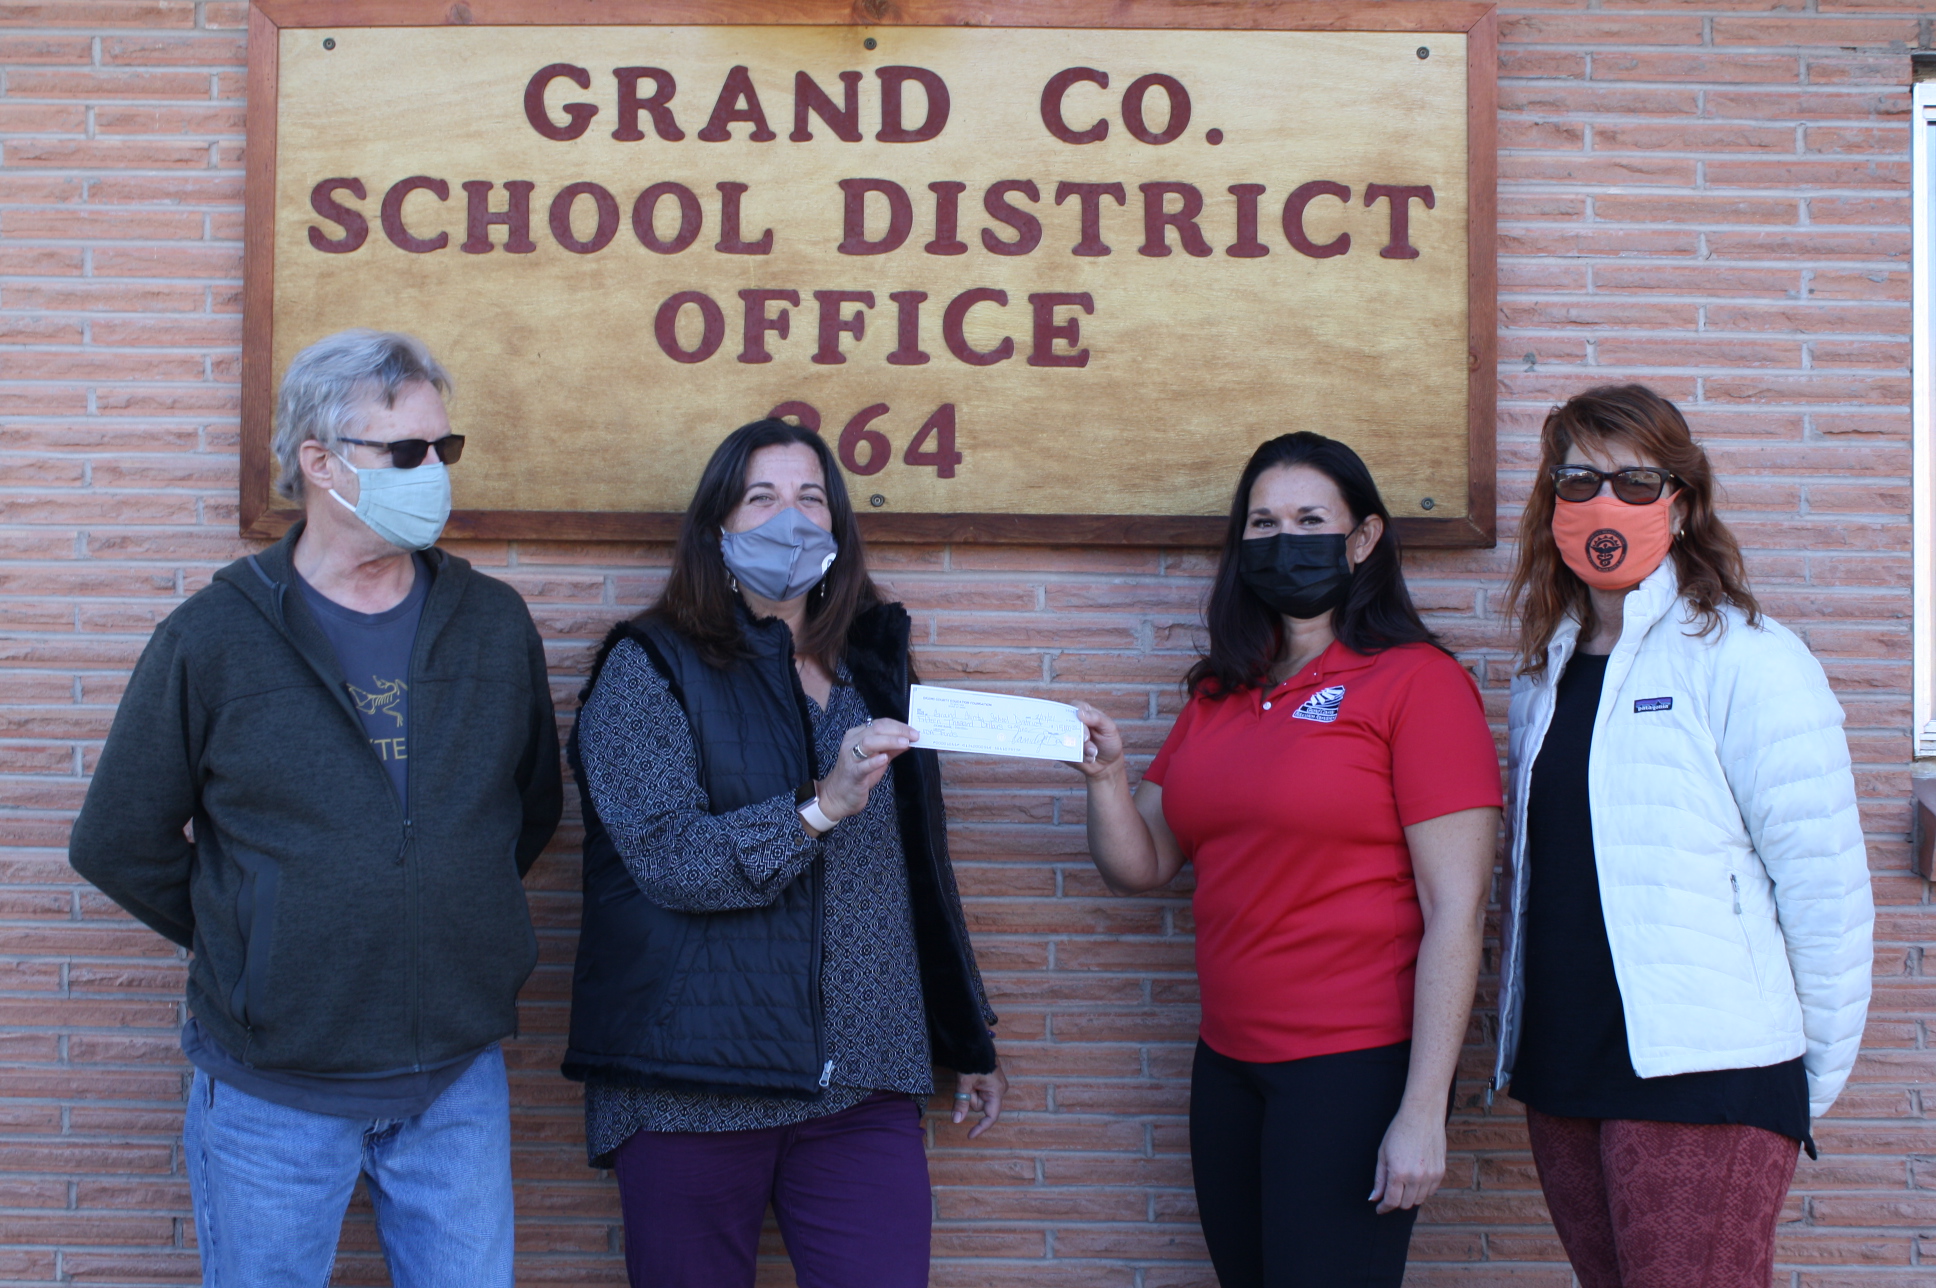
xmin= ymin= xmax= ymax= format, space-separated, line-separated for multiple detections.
xmin=228 ymin=849 xmax=282 ymax=1031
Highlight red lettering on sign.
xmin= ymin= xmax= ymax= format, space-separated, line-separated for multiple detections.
xmin=838 ymin=179 xmax=912 ymax=256
xmin=876 ymin=66 xmax=949 ymax=143
xmin=738 ymin=288 xmax=799 ymax=363
xmin=308 ymin=178 xmax=367 ymax=253
xmin=793 ymin=70 xmax=862 ymax=142
xmin=982 ymin=180 xmax=1042 ymax=257
xmin=838 ymin=403 xmax=892 ymax=475
xmin=1282 ymin=180 xmax=1351 ymax=259
xmin=460 ymin=181 xmax=535 ymax=254
xmin=1040 ymin=67 xmax=1109 ymax=144
xmin=1137 ymin=182 xmax=1211 ymax=258
xmin=886 ymin=291 xmax=929 ymax=366
xmin=1054 ymin=181 xmax=1125 ymax=257
xmin=767 ymin=401 xmax=821 ymax=431
xmin=1226 ymin=183 xmax=1268 ymax=258
xmin=812 ymin=290 xmax=875 ymax=364
xmin=942 ymin=288 xmax=1013 ymax=366
xmin=760 ymin=404 xmax=960 ymax=477
xmin=655 ymin=291 xmax=724 ymax=364
xmin=524 ymin=63 xmax=597 ymax=141
xmin=697 ymin=65 xmax=777 ymax=142
xmin=903 ymin=404 xmax=962 ymax=477
xmin=714 ymin=182 xmax=772 ymax=255
xmin=612 ymin=67 xmax=682 ymax=142
xmin=924 ymin=181 xmax=967 ymax=256
xmin=380 ymin=176 xmax=448 ymax=253
xmin=1027 ymin=292 xmax=1093 ymax=368
xmin=1122 ymin=73 xmax=1190 ymax=145
xmin=1364 ymin=183 xmax=1435 ymax=260
xmin=549 ymin=182 xmax=619 ymax=254
xmin=632 ymin=182 xmax=701 ymax=254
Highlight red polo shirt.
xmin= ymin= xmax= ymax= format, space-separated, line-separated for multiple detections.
xmin=1144 ymin=641 xmax=1501 ymax=1064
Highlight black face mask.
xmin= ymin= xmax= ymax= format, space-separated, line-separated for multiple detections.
xmin=1237 ymin=532 xmax=1355 ymax=620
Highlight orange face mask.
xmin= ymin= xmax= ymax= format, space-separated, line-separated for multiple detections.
xmin=1551 ymin=494 xmax=1674 ymax=591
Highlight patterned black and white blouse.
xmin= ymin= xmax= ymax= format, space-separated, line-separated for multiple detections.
xmin=575 ymin=637 xmax=985 ymax=1164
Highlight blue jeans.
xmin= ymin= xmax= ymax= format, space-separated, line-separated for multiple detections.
xmin=184 ymin=1045 xmax=514 ymax=1288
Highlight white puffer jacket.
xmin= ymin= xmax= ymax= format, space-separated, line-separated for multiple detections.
xmin=1494 ymin=560 xmax=1873 ymax=1119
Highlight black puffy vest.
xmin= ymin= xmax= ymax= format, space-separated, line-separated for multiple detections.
xmin=562 ymin=601 xmax=997 ymax=1098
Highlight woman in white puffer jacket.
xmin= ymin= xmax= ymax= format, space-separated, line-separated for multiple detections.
xmin=1496 ymin=385 xmax=1872 ymax=1288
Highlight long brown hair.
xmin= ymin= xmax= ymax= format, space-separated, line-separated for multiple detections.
xmin=649 ymin=418 xmax=880 ymax=673
xmin=1506 ymin=384 xmax=1758 ymax=674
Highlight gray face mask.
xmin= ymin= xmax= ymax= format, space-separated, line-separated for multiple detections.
xmin=719 ymin=506 xmax=839 ymax=603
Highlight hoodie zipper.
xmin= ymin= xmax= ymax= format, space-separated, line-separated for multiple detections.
xmin=402 ymin=575 xmax=423 ymax=1072
xmin=248 ymin=543 xmax=428 ymax=1069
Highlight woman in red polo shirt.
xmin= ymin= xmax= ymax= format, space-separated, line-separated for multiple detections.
xmin=1075 ymin=432 xmax=1502 ymax=1288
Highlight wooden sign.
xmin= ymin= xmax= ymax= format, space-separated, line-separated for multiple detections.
xmin=243 ymin=2 xmax=1497 ymax=545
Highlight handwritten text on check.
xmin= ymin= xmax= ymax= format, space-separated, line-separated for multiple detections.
xmin=906 ymin=685 xmax=1086 ymax=764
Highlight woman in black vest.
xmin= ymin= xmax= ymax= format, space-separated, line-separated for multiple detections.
xmin=566 ymin=418 xmax=1004 ymax=1288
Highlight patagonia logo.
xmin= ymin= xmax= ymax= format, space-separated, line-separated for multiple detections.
xmin=1634 ymin=696 xmax=1674 ymax=713
xmin=1292 ymin=685 xmax=1346 ymax=723
xmin=1585 ymin=529 xmax=1628 ymax=572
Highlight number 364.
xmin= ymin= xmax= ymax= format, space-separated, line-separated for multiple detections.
xmin=768 ymin=401 xmax=962 ymax=479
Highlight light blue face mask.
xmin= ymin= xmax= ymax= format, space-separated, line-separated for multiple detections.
xmin=719 ymin=506 xmax=839 ymax=602
xmin=330 ymin=454 xmax=452 ymax=552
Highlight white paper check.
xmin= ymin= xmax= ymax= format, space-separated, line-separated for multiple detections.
xmin=906 ymin=684 xmax=1086 ymax=763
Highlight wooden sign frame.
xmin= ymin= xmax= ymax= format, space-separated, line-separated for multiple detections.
xmin=243 ymin=0 xmax=1497 ymax=547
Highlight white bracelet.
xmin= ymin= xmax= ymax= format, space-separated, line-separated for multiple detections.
xmin=799 ymin=797 xmax=837 ymax=835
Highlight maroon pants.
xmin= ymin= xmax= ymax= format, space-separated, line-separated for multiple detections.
xmin=610 ymin=1091 xmax=931 ymax=1288
xmin=1526 ymin=1108 xmax=1798 ymax=1288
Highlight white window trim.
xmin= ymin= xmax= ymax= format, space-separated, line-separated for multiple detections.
xmin=1915 ymin=81 xmax=1936 ymax=756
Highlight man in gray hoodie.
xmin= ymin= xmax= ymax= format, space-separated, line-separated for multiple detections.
xmin=70 ymin=330 xmax=561 ymax=1288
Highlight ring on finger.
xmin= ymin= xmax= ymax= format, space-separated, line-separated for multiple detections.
xmin=850 ymin=741 xmax=868 ymax=762
xmin=953 ymin=1092 xmax=971 ymax=1099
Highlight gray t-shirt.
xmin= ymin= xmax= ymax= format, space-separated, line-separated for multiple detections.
xmin=295 ymin=555 xmax=429 ymax=806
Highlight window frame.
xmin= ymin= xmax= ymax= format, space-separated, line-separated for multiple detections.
xmin=1915 ymin=80 xmax=1936 ymax=756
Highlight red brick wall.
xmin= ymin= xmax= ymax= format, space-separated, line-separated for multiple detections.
xmin=0 ymin=3 xmax=1926 ymax=1285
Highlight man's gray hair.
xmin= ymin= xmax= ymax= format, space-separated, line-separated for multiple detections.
xmin=272 ymin=329 xmax=453 ymax=501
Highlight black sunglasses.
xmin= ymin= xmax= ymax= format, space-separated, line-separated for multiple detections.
xmin=1550 ymin=464 xmax=1678 ymax=506
xmin=338 ymin=435 xmax=465 ymax=469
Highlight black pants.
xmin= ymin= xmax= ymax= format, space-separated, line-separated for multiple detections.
xmin=1190 ymin=1038 xmax=1418 ymax=1288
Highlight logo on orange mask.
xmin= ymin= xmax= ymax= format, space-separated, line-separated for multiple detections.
xmin=1585 ymin=529 xmax=1628 ymax=572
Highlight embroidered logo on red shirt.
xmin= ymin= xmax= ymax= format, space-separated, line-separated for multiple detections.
xmin=1291 ymin=685 xmax=1346 ymax=723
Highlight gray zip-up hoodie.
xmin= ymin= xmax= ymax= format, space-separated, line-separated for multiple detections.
xmin=69 ymin=523 xmax=562 ymax=1075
